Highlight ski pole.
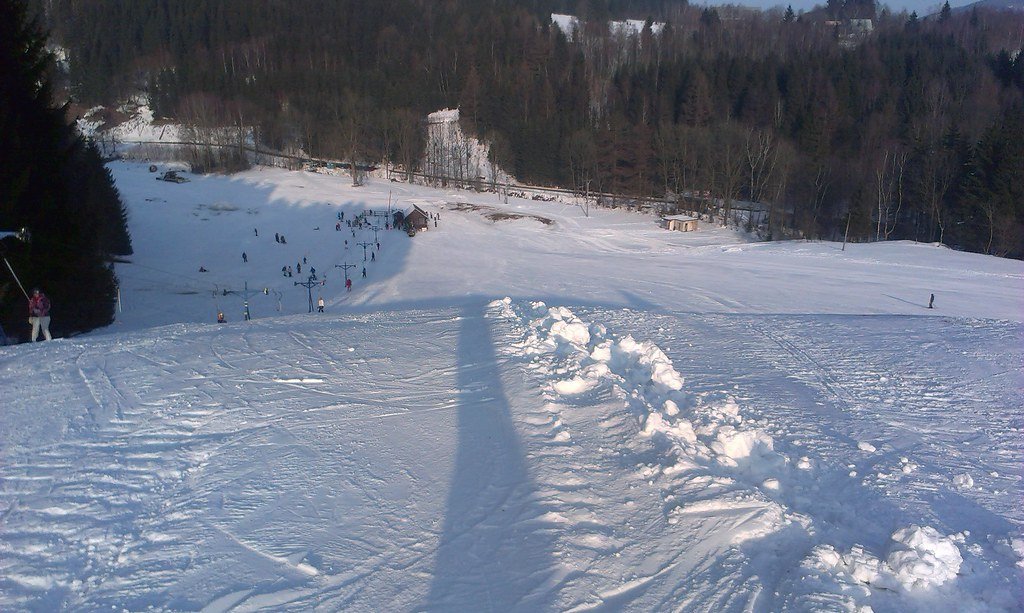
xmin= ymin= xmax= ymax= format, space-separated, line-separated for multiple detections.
xmin=3 ymin=257 xmax=30 ymax=300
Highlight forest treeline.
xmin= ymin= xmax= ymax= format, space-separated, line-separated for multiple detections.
xmin=1 ymin=0 xmax=132 ymax=342
xmin=35 ymin=0 xmax=1024 ymax=257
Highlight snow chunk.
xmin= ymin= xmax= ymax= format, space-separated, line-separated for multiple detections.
xmin=613 ymin=335 xmax=683 ymax=392
xmin=886 ymin=525 xmax=963 ymax=590
xmin=952 ymin=473 xmax=973 ymax=489
xmin=534 ymin=306 xmax=590 ymax=347
xmin=857 ymin=441 xmax=876 ymax=453
xmin=550 ymin=318 xmax=590 ymax=347
xmin=553 ymin=363 xmax=610 ymax=395
xmin=642 ymin=413 xmax=697 ymax=444
xmin=590 ymin=339 xmax=613 ymax=362
xmin=1009 ymin=534 xmax=1024 ymax=567
xmin=809 ymin=526 xmax=963 ymax=593
xmin=710 ymin=426 xmax=774 ymax=465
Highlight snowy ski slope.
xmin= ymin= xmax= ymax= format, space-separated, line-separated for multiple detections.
xmin=1 ymin=162 xmax=1021 ymax=611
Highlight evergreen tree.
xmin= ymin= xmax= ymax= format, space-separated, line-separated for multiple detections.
xmin=939 ymin=1 xmax=951 ymax=23
xmin=0 ymin=0 xmax=132 ymax=341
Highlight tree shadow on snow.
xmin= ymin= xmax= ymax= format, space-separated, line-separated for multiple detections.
xmin=422 ymin=304 xmax=558 ymax=611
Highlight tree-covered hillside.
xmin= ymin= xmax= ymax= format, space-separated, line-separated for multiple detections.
xmin=34 ymin=0 xmax=1024 ymax=257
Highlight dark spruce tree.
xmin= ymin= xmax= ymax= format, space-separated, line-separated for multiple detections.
xmin=0 ymin=0 xmax=132 ymax=342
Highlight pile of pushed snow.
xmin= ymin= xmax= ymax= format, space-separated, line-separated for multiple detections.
xmin=496 ymin=296 xmax=786 ymax=487
xmin=808 ymin=525 xmax=964 ymax=592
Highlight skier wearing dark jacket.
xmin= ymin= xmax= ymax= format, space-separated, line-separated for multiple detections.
xmin=28 ymin=288 xmax=52 ymax=341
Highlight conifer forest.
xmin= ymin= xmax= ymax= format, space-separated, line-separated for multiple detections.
xmin=13 ymin=0 xmax=1024 ymax=275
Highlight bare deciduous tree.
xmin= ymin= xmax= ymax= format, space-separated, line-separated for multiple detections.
xmin=874 ymin=148 xmax=907 ymax=241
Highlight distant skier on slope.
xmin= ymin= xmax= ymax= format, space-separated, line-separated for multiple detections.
xmin=317 ymin=296 xmax=325 ymax=313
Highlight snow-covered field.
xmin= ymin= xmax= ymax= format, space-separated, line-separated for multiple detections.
xmin=1 ymin=162 xmax=1021 ymax=611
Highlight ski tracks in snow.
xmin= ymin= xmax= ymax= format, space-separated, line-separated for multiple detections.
xmin=490 ymin=299 xmax=1023 ymax=612
xmin=0 ymin=325 xmax=398 ymax=610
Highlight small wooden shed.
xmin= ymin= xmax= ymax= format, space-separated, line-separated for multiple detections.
xmin=663 ymin=215 xmax=699 ymax=232
xmin=405 ymin=205 xmax=430 ymax=232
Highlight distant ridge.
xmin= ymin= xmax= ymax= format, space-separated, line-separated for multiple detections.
xmin=953 ymin=0 xmax=1024 ymax=12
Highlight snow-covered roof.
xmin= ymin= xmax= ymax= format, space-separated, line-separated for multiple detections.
xmin=663 ymin=215 xmax=699 ymax=222
xmin=552 ymin=13 xmax=664 ymax=38
xmin=426 ymin=108 xmax=460 ymax=124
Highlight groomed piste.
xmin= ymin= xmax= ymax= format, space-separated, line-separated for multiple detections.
xmin=1 ymin=161 xmax=1021 ymax=611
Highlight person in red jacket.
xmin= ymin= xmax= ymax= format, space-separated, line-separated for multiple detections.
xmin=28 ymin=288 xmax=52 ymax=342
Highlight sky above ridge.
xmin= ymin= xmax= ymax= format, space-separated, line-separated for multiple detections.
xmin=700 ymin=0 xmax=967 ymax=16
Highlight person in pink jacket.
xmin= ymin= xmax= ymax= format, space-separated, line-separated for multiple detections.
xmin=28 ymin=288 xmax=52 ymax=342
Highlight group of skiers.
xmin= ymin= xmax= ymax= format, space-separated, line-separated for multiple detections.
xmin=200 ymin=207 xmax=413 ymax=324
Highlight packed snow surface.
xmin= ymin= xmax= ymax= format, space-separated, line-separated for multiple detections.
xmin=1 ymin=162 xmax=1021 ymax=611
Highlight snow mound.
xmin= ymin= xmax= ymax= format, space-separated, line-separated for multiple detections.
xmin=612 ymin=335 xmax=683 ymax=393
xmin=809 ymin=525 xmax=963 ymax=592
xmin=886 ymin=525 xmax=964 ymax=590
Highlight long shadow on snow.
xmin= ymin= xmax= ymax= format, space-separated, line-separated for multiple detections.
xmin=422 ymin=304 xmax=557 ymax=611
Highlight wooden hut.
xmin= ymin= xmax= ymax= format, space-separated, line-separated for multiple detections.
xmin=663 ymin=215 xmax=699 ymax=232
xmin=405 ymin=205 xmax=430 ymax=232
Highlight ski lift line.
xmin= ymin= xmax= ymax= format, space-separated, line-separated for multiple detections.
xmin=118 ymin=263 xmax=272 ymax=296
xmin=112 ymin=271 xmax=219 ymax=295
xmin=115 ymin=266 xmax=271 ymax=299
xmin=120 ymin=260 xmax=216 ymax=284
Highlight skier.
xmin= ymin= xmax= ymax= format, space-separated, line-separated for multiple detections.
xmin=336 ymin=222 xmax=341 ymax=231
xmin=217 ymin=311 xmax=226 ymax=323
xmin=346 ymin=278 xmax=352 ymax=291
xmin=254 ymin=228 xmax=258 ymax=237
xmin=199 ymin=266 xmax=208 ymax=273
xmin=28 ymin=288 xmax=52 ymax=342
xmin=287 ymin=265 xmax=293 ymax=277
xmin=242 ymin=252 xmax=248 ymax=263
xmin=303 ymin=256 xmax=307 ymax=264
xmin=282 ymin=266 xmax=288 ymax=277
xmin=371 ymin=251 xmax=375 ymax=262
xmin=317 ymin=296 xmax=325 ymax=313
xmin=362 ymin=267 xmax=366 ymax=278
xmin=275 ymin=232 xmax=280 ymax=243
xmin=280 ymin=235 xmax=287 ymax=244
xmin=929 ymin=294 xmax=935 ymax=309
xmin=297 ymin=262 xmax=301 ymax=275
